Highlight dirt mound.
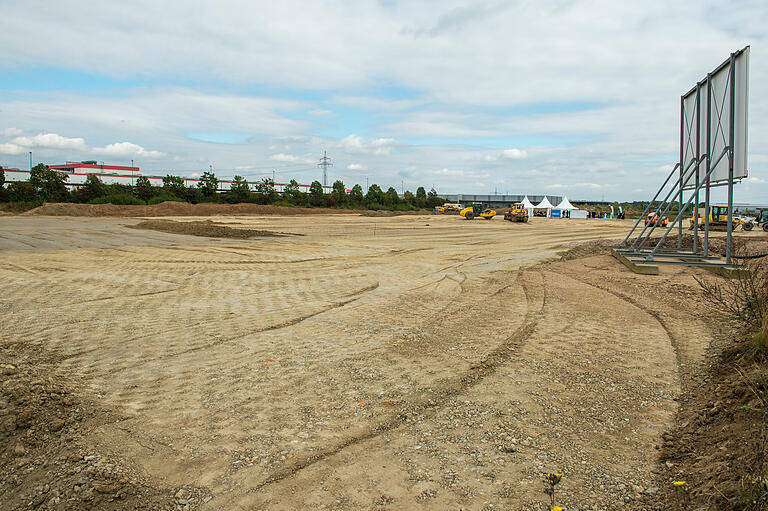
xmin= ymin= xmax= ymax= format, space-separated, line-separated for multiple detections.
xmin=129 ymin=219 xmax=295 ymax=239
xmin=647 ymin=338 xmax=767 ymax=510
xmin=361 ymin=209 xmax=433 ymax=217
xmin=23 ymin=202 xmax=365 ymax=217
xmin=557 ymin=239 xmax=620 ymax=261
xmin=0 ymin=347 xmax=192 ymax=510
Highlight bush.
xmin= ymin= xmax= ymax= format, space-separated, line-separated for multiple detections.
xmin=0 ymin=201 xmax=43 ymax=213
xmin=148 ymin=192 xmax=184 ymax=205
xmin=695 ymin=254 xmax=768 ymax=335
xmin=89 ymin=193 xmax=145 ymax=205
xmin=7 ymin=182 xmax=38 ymax=202
xmin=365 ymin=201 xmax=385 ymax=211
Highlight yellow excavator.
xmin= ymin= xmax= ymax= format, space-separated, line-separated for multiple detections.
xmin=460 ymin=203 xmax=496 ymax=220
xmin=689 ymin=204 xmax=748 ymax=231
xmin=503 ymin=203 xmax=529 ymax=223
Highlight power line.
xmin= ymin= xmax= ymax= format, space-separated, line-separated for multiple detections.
xmin=317 ymin=150 xmax=333 ymax=186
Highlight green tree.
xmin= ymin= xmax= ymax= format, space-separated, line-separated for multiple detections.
xmin=133 ymin=176 xmax=154 ymax=202
xmin=331 ymin=180 xmax=347 ymax=207
xmin=197 ymin=171 xmax=219 ymax=198
xmin=349 ymin=184 xmax=363 ymax=207
xmin=75 ymin=174 xmax=107 ymax=203
xmin=427 ymin=187 xmax=442 ymax=208
xmin=403 ymin=190 xmax=415 ymax=206
xmin=162 ymin=174 xmax=186 ymax=198
xmin=365 ymin=184 xmax=385 ymax=208
xmin=29 ymin=164 xmax=68 ymax=201
xmin=8 ymin=182 xmax=38 ymax=202
xmin=254 ymin=177 xmax=278 ymax=203
xmin=309 ymin=180 xmax=325 ymax=207
xmin=283 ymin=180 xmax=305 ymax=205
xmin=227 ymin=175 xmax=251 ymax=203
xmin=0 ymin=166 xmax=7 ymax=202
xmin=384 ymin=187 xmax=399 ymax=208
xmin=416 ymin=186 xmax=427 ymax=208
xmin=184 ymin=186 xmax=203 ymax=204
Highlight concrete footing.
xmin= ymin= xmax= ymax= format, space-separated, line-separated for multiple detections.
xmin=611 ymin=249 xmax=660 ymax=275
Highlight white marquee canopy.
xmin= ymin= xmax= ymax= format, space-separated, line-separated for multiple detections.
xmin=555 ymin=196 xmax=577 ymax=210
xmin=521 ymin=196 xmax=536 ymax=209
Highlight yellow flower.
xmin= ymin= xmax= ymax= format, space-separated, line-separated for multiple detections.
xmin=546 ymin=472 xmax=564 ymax=485
xmin=673 ymin=481 xmax=686 ymax=486
xmin=551 ymin=506 xmax=565 ymax=511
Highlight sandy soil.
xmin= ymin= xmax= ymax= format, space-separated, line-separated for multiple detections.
xmin=0 ymin=215 xmax=762 ymax=510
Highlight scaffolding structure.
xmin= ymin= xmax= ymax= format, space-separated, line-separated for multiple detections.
xmin=615 ymin=47 xmax=750 ymax=269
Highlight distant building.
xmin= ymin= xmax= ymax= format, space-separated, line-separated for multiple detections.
xmin=2 ymin=161 xmax=334 ymax=193
xmin=49 ymin=161 xmax=140 ymax=177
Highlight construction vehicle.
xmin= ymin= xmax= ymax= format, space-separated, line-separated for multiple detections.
xmin=435 ymin=203 xmax=464 ymax=214
xmin=689 ymin=204 xmax=748 ymax=231
xmin=503 ymin=202 xmax=529 ymax=223
xmin=743 ymin=209 xmax=768 ymax=232
xmin=460 ymin=203 xmax=496 ymax=220
xmin=645 ymin=212 xmax=668 ymax=228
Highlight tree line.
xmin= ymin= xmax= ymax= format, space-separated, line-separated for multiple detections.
xmin=0 ymin=165 xmax=445 ymax=210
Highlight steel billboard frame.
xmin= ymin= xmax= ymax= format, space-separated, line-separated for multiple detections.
xmin=615 ymin=47 xmax=749 ymax=269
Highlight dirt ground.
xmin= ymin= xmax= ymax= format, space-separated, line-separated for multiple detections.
xmin=0 ymin=214 xmax=765 ymax=510
xmin=22 ymin=202 xmax=366 ymax=217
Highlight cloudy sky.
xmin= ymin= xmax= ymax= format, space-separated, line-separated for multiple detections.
xmin=0 ymin=0 xmax=765 ymax=201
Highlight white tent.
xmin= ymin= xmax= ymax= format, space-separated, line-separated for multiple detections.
xmin=554 ymin=196 xmax=578 ymax=218
xmin=534 ymin=196 xmax=554 ymax=217
xmin=521 ymin=195 xmax=535 ymax=217
xmin=555 ymin=196 xmax=577 ymax=210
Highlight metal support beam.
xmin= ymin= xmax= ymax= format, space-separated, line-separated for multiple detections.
xmin=647 ymin=147 xmax=729 ymax=260
xmin=632 ymin=157 xmax=700 ymax=251
xmin=619 ymin=163 xmax=679 ymax=247
xmin=726 ymin=53 xmax=736 ymax=265
xmin=704 ymin=72 xmax=712 ymax=256
xmin=678 ymin=97 xmax=685 ymax=249
xmin=693 ymin=82 xmax=700 ymax=253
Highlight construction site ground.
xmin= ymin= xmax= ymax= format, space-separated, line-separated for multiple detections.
xmin=1 ymin=213 xmax=765 ymax=510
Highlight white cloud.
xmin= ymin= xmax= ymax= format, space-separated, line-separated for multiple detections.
xmin=0 ymin=2 xmax=765 ymax=201
xmin=307 ymin=109 xmax=334 ymax=118
xmin=92 ymin=142 xmax=164 ymax=158
xmin=0 ymin=143 xmax=25 ymax=155
xmin=1 ymin=128 xmax=23 ymax=137
xmin=747 ymin=177 xmax=767 ymax=184
xmin=347 ymin=163 xmax=368 ymax=171
xmin=338 ymin=134 xmax=404 ymax=156
xmin=269 ymin=153 xmax=313 ymax=163
xmin=12 ymin=133 xmax=86 ymax=150
xmin=501 ymin=148 xmax=527 ymax=160
xmin=427 ymin=168 xmax=465 ymax=176
xmin=548 ymin=182 xmax=610 ymax=190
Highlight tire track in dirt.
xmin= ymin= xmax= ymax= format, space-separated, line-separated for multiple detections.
xmin=101 ymin=282 xmax=381 ymax=373
xmin=232 ymin=269 xmax=546 ymax=499
xmin=68 ymin=287 xmax=181 ymax=306
xmin=547 ymin=268 xmax=684 ymax=369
